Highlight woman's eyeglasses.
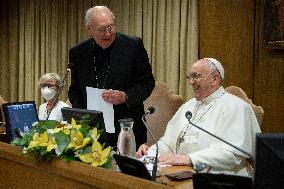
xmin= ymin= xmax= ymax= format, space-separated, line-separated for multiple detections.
xmin=40 ymin=83 xmax=58 ymax=88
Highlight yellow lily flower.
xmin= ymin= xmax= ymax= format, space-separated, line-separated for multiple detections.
xmin=91 ymin=127 xmax=100 ymax=141
xmin=71 ymin=118 xmax=81 ymax=129
xmin=54 ymin=123 xmax=71 ymax=135
xmin=59 ymin=125 xmax=71 ymax=135
xmin=53 ymin=128 xmax=63 ymax=133
xmin=67 ymin=130 xmax=90 ymax=150
xmin=79 ymin=141 xmax=111 ymax=167
xmin=46 ymin=136 xmax=57 ymax=152
xmin=27 ymin=131 xmax=49 ymax=149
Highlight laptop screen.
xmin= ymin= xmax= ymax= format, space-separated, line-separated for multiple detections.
xmin=61 ymin=107 xmax=108 ymax=145
xmin=61 ymin=107 xmax=105 ymax=129
xmin=2 ymin=101 xmax=38 ymax=142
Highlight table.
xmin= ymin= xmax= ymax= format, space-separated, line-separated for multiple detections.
xmin=158 ymin=165 xmax=194 ymax=189
xmin=0 ymin=142 xmax=193 ymax=189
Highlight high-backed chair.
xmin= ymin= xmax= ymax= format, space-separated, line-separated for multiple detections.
xmin=0 ymin=95 xmax=7 ymax=124
xmin=0 ymin=95 xmax=7 ymax=142
xmin=144 ymin=82 xmax=184 ymax=146
xmin=225 ymin=86 xmax=264 ymax=126
xmin=0 ymin=95 xmax=6 ymax=107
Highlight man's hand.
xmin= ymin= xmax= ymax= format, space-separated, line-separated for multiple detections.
xmin=136 ymin=144 xmax=149 ymax=158
xmin=102 ymin=90 xmax=127 ymax=105
xmin=159 ymin=153 xmax=191 ymax=166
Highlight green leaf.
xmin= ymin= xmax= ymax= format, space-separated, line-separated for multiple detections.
xmin=11 ymin=132 xmax=33 ymax=147
xmin=79 ymin=126 xmax=89 ymax=137
xmin=63 ymin=155 xmax=76 ymax=161
xmin=36 ymin=120 xmax=59 ymax=133
xmin=20 ymin=134 xmax=32 ymax=146
xmin=102 ymin=157 xmax=113 ymax=169
xmin=81 ymin=145 xmax=92 ymax=154
xmin=11 ymin=138 xmax=21 ymax=146
xmin=54 ymin=131 xmax=70 ymax=156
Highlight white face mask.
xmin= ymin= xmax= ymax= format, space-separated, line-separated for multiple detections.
xmin=41 ymin=87 xmax=57 ymax=101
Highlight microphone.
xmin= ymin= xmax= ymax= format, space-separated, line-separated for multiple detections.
xmin=143 ymin=106 xmax=155 ymax=119
xmin=46 ymin=68 xmax=71 ymax=121
xmin=141 ymin=106 xmax=158 ymax=181
xmin=185 ymin=111 xmax=253 ymax=159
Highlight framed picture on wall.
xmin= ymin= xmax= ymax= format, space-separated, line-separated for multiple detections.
xmin=264 ymin=0 xmax=284 ymax=49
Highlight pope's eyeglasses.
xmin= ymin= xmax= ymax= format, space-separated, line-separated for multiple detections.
xmin=186 ymin=73 xmax=203 ymax=80
xmin=186 ymin=72 xmax=214 ymax=81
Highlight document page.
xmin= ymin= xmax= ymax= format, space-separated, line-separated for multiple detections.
xmin=86 ymin=87 xmax=115 ymax=133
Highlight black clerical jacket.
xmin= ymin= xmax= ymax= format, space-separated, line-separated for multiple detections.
xmin=68 ymin=33 xmax=155 ymax=148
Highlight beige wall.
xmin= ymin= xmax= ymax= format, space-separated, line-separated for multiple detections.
xmin=199 ymin=0 xmax=284 ymax=132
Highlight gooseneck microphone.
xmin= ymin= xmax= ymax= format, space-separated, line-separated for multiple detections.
xmin=46 ymin=68 xmax=71 ymax=121
xmin=185 ymin=111 xmax=253 ymax=159
xmin=141 ymin=106 xmax=158 ymax=181
xmin=143 ymin=106 xmax=155 ymax=117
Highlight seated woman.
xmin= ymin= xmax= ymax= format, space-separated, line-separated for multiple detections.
xmin=38 ymin=73 xmax=70 ymax=122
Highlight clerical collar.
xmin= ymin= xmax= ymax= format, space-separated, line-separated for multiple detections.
xmin=92 ymin=38 xmax=114 ymax=54
xmin=198 ymin=86 xmax=226 ymax=104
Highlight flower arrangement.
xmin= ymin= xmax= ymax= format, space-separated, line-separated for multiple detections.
xmin=12 ymin=118 xmax=112 ymax=168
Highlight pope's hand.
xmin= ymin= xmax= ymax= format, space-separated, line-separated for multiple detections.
xmin=159 ymin=153 xmax=191 ymax=166
xmin=136 ymin=144 xmax=149 ymax=158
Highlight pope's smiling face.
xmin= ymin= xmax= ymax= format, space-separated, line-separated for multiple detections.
xmin=188 ymin=59 xmax=221 ymax=101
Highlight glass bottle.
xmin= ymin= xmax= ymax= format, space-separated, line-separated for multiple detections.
xmin=117 ymin=118 xmax=136 ymax=157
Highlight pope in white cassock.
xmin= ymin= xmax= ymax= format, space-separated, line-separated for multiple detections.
xmin=136 ymin=58 xmax=261 ymax=175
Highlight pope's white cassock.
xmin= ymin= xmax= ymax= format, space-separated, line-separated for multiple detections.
xmin=149 ymin=86 xmax=261 ymax=175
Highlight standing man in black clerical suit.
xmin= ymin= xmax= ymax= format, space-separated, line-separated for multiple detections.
xmin=68 ymin=6 xmax=155 ymax=149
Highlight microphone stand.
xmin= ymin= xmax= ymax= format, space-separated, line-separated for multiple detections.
xmin=142 ymin=112 xmax=158 ymax=181
xmin=185 ymin=112 xmax=253 ymax=159
xmin=46 ymin=68 xmax=71 ymax=121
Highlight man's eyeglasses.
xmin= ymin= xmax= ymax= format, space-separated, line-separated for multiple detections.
xmin=90 ymin=25 xmax=115 ymax=34
xmin=186 ymin=73 xmax=203 ymax=80
xmin=186 ymin=72 xmax=214 ymax=81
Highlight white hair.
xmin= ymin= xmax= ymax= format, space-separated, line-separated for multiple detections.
xmin=85 ymin=6 xmax=115 ymax=26
xmin=38 ymin=73 xmax=61 ymax=87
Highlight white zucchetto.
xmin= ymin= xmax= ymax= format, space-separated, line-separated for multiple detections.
xmin=204 ymin=58 xmax=225 ymax=80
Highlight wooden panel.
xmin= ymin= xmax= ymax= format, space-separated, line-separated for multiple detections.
xmin=254 ymin=0 xmax=284 ymax=132
xmin=199 ymin=0 xmax=284 ymax=132
xmin=199 ymin=0 xmax=255 ymax=98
